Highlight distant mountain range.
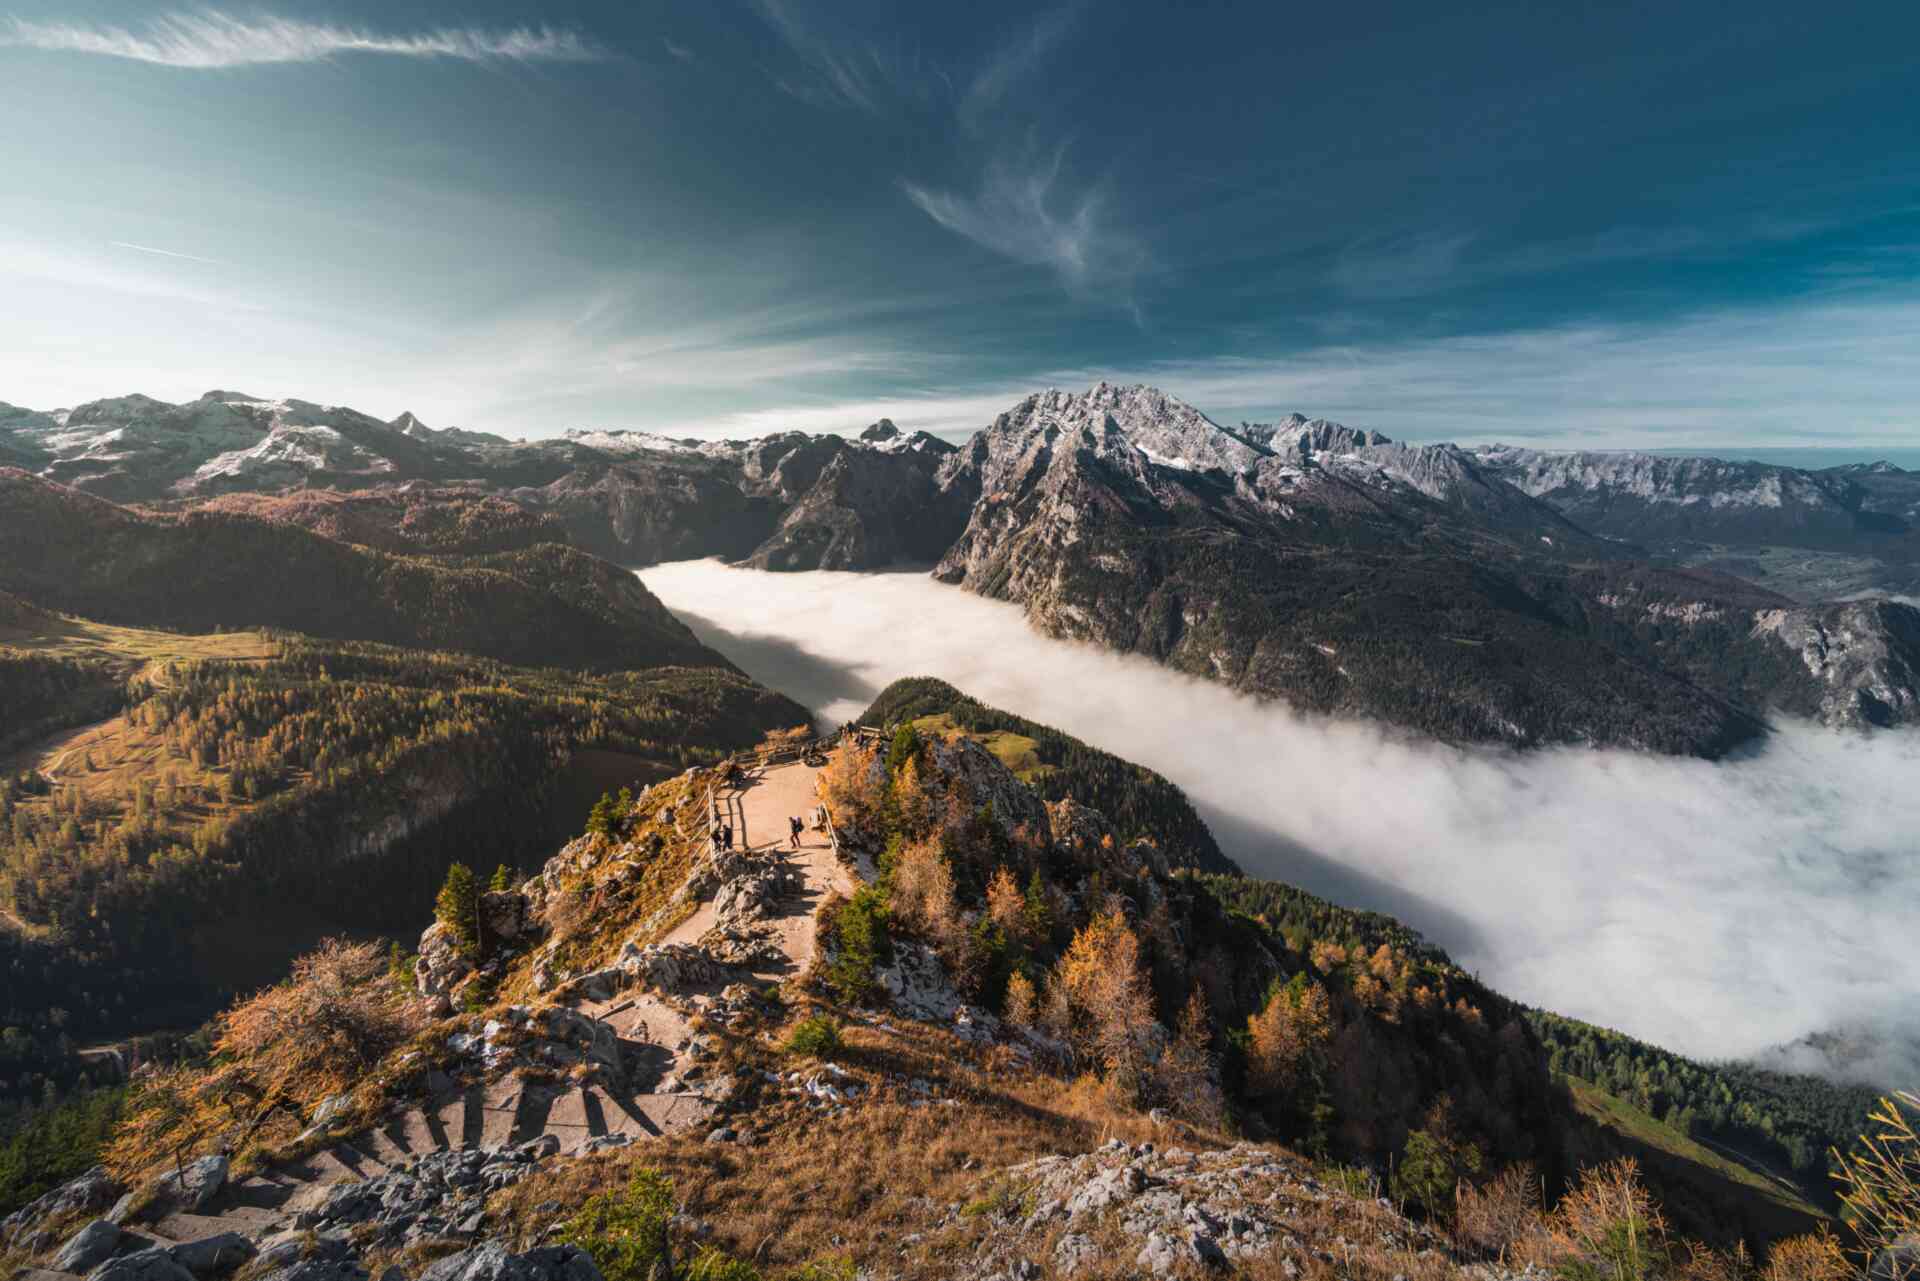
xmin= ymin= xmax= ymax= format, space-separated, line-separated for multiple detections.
xmin=5 ymin=382 xmax=1917 ymax=754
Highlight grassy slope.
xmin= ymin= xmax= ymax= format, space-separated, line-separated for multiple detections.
xmin=1560 ymin=1076 xmax=1827 ymax=1244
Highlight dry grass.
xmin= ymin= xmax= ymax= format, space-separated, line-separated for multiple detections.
xmin=106 ymin=939 xmax=426 ymax=1181
xmin=492 ymin=1013 xmax=1197 ymax=1276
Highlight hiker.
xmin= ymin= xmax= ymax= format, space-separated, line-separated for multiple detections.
xmin=710 ymin=826 xmax=723 ymax=853
xmin=788 ymin=815 xmax=803 ymax=849
xmin=722 ymin=823 xmax=734 ymax=851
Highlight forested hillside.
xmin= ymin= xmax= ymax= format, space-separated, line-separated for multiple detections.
xmin=1528 ymin=1010 xmax=1883 ymax=1207
xmin=186 ymin=488 xmax=570 ymax=555
xmin=0 ymin=470 xmax=719 ymax=672
xmin=0 ymin=630 xmax=805 ymax=1077
xmin=860 ymin=676 xmax=1238 ymax=873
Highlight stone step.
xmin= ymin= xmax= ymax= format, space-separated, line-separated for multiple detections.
xmin=150 ymin=1208 xmax=281 ymax=1243
xmin=540 ymin=1087 xmax=601 ymax=1148
xmin=358 ymin=1122 xmax=411 ymax=1168
xmin=435 ymin=1092 xmax=475 ymax=1151
xmin=477 ymin=1082 xmax=520 ymax=1149
xmin=509 ymin=1087 xmax=556 ymax=1146
xmin=398 ymin=1106 xmax=452 ymax=1156
xmin=227 ymin=1175 xmax=298 ymax=1211
xmin=327 ymin=1138 xmax=392 ymax=1179
xmin=281 ymin=1145 xmax=361 ymax=1185
xmin=13 ymin=1268 xmax=84 ymax=1281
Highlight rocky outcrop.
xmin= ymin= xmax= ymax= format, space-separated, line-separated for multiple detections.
xmin=298 ymin=1140 xmax=559 ymax=1247
xmin=414 ymin=922 xmax=473 ymax=1002
xmin=1752 ymin=599 xmax=1920 ymax=728
xmin=144 ymin=1155 xmax=229 ymax=1217
xmin=962 ymin=1139 xmax=1444 ymax=1279
xmin=1 ymin=1165 xmax=121 ymax=1250
xmin=419 ymin=1243 xmax=603 ymax=1281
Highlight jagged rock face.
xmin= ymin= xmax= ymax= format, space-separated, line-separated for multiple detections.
xmin=933 ymin=385 xmax=1761 ymax=756
xmin=420 ymin=1242 xmax=602 ymax=1281
xmin=924 ymin=737 xmax=1051 ymax=836
xmin=742 ymin=436 xmax=968 ymax=570
xmin=1752 ymin=599 xmax=1920 ymax=727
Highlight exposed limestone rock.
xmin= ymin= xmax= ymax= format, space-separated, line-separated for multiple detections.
xmin=415 ymin=922 xmax=473 ymax=1001
xmin=1752 ymin=600 xmax=1920 ymax=728
xmin=1 ymin=1165 xmax=121 ymax=1249
xmin=151 ymin=1154 xmax=229 ymax=1216
xmin=51 ymin=1219 xmax=123 ymax=1273
xmin=89 ymin=1247 xmax=197 ymax=1281
xmin=420 ymin=1242 xmax=603 ymax=1281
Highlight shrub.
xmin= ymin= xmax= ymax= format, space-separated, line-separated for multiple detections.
xmin=220 ymin=938 xmax=423 ymax=1104
xmin=1542 ymin=1158 xmax=1670 ymax=1281
xmin=558 ymin=1167 xmax=674 ymax=1281
xmin=1455 ymin=1163 xmax=1541 ymax=1259
xmin=786 ymin=1258 xmax=856 ymax=1281
xmin=825 ymin=887 xmax=890 ymax=1006
xmin=1391 ymin=1123 xmax=1483 ymax=1218
xmin=1760 ymin=1230 xmax=1852 ymax=1281
xmin=684 ymin=1248 xmax=760 ymax=1281
xmin=784 ymin=1015 xmax=842 ymax=1059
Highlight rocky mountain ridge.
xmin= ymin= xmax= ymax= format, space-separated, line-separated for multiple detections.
xmin=9 ymin=382 xmax=1920 ymax=750
xmin=1471 ymin=444 xmax=1920 ymax=562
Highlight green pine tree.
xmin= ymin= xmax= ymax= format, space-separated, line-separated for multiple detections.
xmin=435 ymin=862 xmax=479 ymax=953
xmin=886 ymin=723 xmax=920 ymax=776
xmin=489 ymin=863 xmax=512 ymax=892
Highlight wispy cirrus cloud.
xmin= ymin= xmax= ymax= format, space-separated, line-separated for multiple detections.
xmin=959 ymin=3 xmax=1083 ymax=128
xmin=0 ymin=12 xmax=604 ymax=68
xmin=903 ymin=144 xmax=1147 ymax=298
xmin=749 ymin=0 xmax=937 ymax=113
xmin=109 ymin=240 xmax=221 ymax=265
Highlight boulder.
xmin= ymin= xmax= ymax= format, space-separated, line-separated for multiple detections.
xmin=170 ymin=1232 xmax=257 ymax=1277
xmin=296 ymin=1092 xmax=354 ymax=1143
xmin=535 ymin=1008 xmax=622 ymax=1078
xmin=154 ymin=1155 xmax=229 ymax=1215
xmin=257 ymin=1262 xmax=370 ymax=1281
xmin=90 ymin=1247 xmax=197 ymax=1281
xmin=52 ymin=1219 xmax=123 ymax=1273
xmin=1 ymin=1165 xmax=121 ymax=1247
xmin=621 ymin=941 xmax=721 ymax=994
xmin=419 ymin=1242 xmax=603 ymax=1281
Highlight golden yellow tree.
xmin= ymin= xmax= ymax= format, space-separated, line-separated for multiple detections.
xmin=1246 ymin=975 xmax=1332 ymax=1095
xmin=985 ymin=866 xmax=1025 ymax=941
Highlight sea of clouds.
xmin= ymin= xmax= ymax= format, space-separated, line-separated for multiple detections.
xmin=641 ymin=560 xmax=1920 ymax=1086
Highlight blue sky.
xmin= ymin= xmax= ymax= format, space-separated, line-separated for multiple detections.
xmin=2 ymin=0 xmax=1919 ymax=448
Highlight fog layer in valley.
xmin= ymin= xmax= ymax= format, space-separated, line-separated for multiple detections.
xmin=642 ymin=559 xmax=1920 ymax=1086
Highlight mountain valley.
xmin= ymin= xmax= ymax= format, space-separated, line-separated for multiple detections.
xmin=1 ymin=383 xmax=1914 ymax=1281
